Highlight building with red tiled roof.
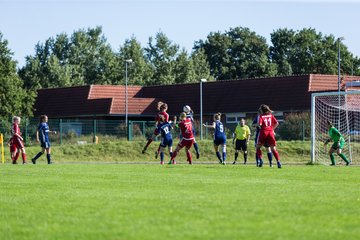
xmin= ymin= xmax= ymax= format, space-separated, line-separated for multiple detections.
xmin=34 ymin=74 xmax=360 ymax=123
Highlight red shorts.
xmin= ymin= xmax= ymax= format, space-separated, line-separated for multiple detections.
xmin=9 ymin=144 xmax=16 ymax=152
xmin=256 ymin=131 xmax=276 ymax=146
xmin=178 ymin=138 xmax=194 ymax=149
xmin=12 ymin=137 xmax=24 ymax=149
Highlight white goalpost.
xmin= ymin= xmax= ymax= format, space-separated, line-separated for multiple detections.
xmin=311 ymin=91 xmax=360 ymax=165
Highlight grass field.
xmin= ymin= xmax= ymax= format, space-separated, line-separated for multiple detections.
xmin=5 ymin=140 xmax=314 ymax=164
xmin=1 ymin=164 xmax=359 ymax=240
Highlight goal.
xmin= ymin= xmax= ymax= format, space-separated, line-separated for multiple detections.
xmin=311 ymin=91 xmax=360 ymax=165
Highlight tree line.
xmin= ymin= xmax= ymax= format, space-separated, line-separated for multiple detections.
xmin=0 ymin=26 xmax=360 ymax=119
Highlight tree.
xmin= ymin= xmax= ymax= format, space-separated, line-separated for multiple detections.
xmin=270 ymin=28 xmax=295 ymax=76
xmin=194 ymin=27 xmax=276 ymax=80
xmin=0 ymin=32 xmax=34 ymax=120
xmin=189 ymin=48 xmax=213 ymax=82
xmin=19 ymin=26 xmax=119 ymax=89
xmin=144 ymin=32 xmax=180 ymax=85
xmin=117 ymin=37 xmax=153 ymax=86
xmin=270 ymin=28 xmax=359 ymax=76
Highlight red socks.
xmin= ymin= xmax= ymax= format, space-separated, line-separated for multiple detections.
xmin=186 ymin=150 xmax=192 ymax=164
xmin=22 ymin=153 xmax=26 ymax=163
xmin=273 ymin=150 xmax=280 ymax=161
xmin=256 ymin=148 xmax=262 ymax=160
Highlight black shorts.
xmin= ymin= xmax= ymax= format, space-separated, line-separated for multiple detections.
xmin=235 ymin=139 xmax=247 ymax=151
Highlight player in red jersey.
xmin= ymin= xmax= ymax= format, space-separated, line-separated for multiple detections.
xmin=142 ymin=101 xmax=169 ymax=154
xmin=169 ymin=112 xmax=195 ymax=165
xmin=11 ymin=116 xmax=27 ymax=164
xmin=255 ymin=105 xmax=282 ymax=168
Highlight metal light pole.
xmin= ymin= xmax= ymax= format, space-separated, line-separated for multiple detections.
xmin=125 ymin=59 xmax=133 ymax=132
xmin=200 ymin=79 xmax=207 ymax=140
xmin=337 ymin=38 xmax=344 ymax=129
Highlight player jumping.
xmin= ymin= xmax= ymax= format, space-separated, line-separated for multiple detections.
xmin=142 ymin=101 xmax=169 ymax=154
xmin=157 ymin=115 xmax=177 ymax=165
xmin=183 ymin=105 xmax=200 ymax=159
xmin=169 ymin=112 xmax=195 ymax=165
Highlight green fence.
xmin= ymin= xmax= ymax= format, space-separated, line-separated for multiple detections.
xmin=0 ymin=117 xmax=311 ymax=146
xmin=0 ymin=118 xmax=201 ymax=145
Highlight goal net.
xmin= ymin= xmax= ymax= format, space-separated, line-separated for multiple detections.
xmin=311 ymin=91 xmax=360 ymax=165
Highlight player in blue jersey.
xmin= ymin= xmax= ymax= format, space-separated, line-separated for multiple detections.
xmin=31 ymin=115 xmax=57 ymax=164
xmin=203 ymin=112 xmax=227 ymax=165
xmin=252 ymin=113 xmax=273 ymax=167
xmin=157 ymin=116 xmax=177 ymax=164
xmin=183 ymin=105 xmax=200 ymax=159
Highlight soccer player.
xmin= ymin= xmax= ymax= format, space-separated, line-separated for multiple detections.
xmin=157 ymin=116 xmax=177 ymax=165
xmin=183 ymin=105 xmax=200 ymax=159
xmin=324 ymin=120 xmax=350 ymax=166
xmin=255 ymin=105 xmax=282 ymax=168
xmin=232 ymin=118 xmax=251 ymax=164
xmin=11 ymin=116 xmax=27 ymax=164
xmin=203 ymin=113 xmax=227 ymax=165
xmin=31 ymin=115 xmax=57 ymax=164
xmin=169 ymin=112 xmax=195 ymax=165
xmin=253 ymin=113 xmax=273 ymax=167
xmin=142 ymin=102 xmax=169 ymax=154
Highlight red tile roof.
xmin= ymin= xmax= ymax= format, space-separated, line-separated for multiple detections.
xmin=34 ymin=85 xmax=161 ymax=117
xmin=34 ymin=74 xmax=360 ymax=118
xmin=309 ymin=74 xmax=360 ymax=92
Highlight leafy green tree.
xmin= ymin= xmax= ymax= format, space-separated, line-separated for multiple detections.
xmin=144 ymin=32 xmax=179 ymax=85
xmin=270 ymin=28 xmax=295 ymax=76
xmin=19 ymin=26 xmax=119 ymax=89
xmin=0 ymin=33 xmax=34 ymax=119
xmin=195 ymin=27 xmax=276 ymax=80
xmin=270 ymin=28 xmax=359 ymax=76
xmin=117 ymin=37 xmax=153 ymax=86
xmin=190 ymin=48 xmax=213 ymax=82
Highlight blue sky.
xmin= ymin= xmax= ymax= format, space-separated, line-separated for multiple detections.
xmin=1 ymin=0 xmax=360 ymax=67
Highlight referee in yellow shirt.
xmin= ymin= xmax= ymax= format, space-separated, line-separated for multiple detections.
xmin=233 ymin=118 xmax=251 ymax=164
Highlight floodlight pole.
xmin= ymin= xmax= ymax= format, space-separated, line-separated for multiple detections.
xmin=125 ymin=59 xmax=133 ymax=137
xmin=337 ymin=38 xmax=344 ymax=130
xmin=200 ymin=79 xmax=207 ymax=140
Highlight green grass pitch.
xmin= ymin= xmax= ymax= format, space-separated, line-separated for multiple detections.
xmin=1 ymin=164 xmax=359 ymax=240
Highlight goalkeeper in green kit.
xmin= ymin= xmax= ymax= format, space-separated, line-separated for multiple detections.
xmin=324 ymin=120 xmax=350 ymax=166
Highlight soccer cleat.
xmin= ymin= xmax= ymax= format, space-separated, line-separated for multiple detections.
xmin=269 ymin=163 xmax=273 ymax=167
xmin=22 ymin=161 xmax=27 ymax=164
xmin=142 ymin=148 xmax=146 ymax=154
xmin=222 ymin=161 xmax=226 ymax=165
xmin=31 ymin=158 xmax=36 ymax=164
xmin=258 ymin=159 xmax=263 ymax=167
xmin=160 ymin=161 xmax=164 ymax=165
xmin=168 ymin=160 xmax=172 ymax=165
xmin=188 ymin=160 xmax=192 ymax=165
xmin=277 ymin=161 xmax=282 ymax=168
xmin=173 ymin=160 xmax=176 ymax=165
xmin=243 ymin=161 xmax=247 ymax=165
xmin=155 ymin=151 xmax=159 ymax=159
xmin=233 ymin=161 xmax=236 ymax=165
xmin=12 ymin=161 xmax=17 ymax=164
xmin=346 ymin=161 xmax=351 ymax=166
xmin=330 ymin=163 xmax=336 ymax=166
xmin=196 ymin=152 xmax=200 ymax=159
